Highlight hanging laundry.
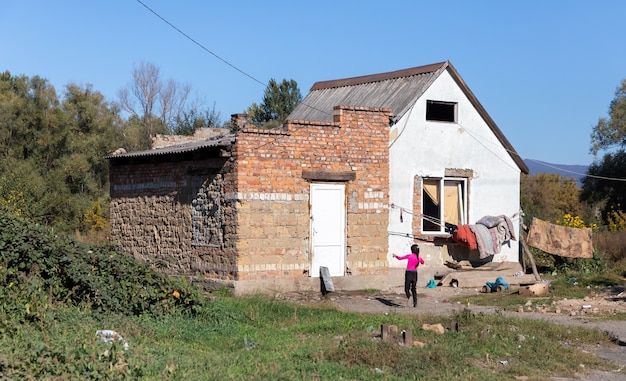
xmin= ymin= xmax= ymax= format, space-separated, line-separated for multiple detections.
xmin=469 ymin=224 xmax=500 ymax=258
xmin=452 ymin=215 xmax=516 ymax=259
xmin=452 ymin=225 xmax=477 ymax=251
xmin=527 ymin=217 xmax=593 ymax=258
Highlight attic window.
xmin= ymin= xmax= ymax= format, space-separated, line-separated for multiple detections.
xmin=426 ymin=100 xmax=456 ymax=122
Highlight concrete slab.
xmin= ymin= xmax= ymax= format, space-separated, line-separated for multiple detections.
xmin=434 ymin=262 xmax=540 ymax=289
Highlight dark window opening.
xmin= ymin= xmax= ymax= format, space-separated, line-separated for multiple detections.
xmin=422 ymin=185 xmax=441 ymax=232
xmin=421 ymin=177 xmax=467 ymax=234
xmin=426 ymin=100 xmax=456 ymax=122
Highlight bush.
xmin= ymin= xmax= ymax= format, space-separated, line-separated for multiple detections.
xmin=593 ymin=231 xmax=626 ymax=263
xmin=0 ymin=209 xmax=206 ymax=322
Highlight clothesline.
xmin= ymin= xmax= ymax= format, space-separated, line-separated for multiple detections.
xmin=388 ymin=231 xmax=433 ymax=243
xmin=389 ymin=202 xmax=519 ymax=258
xmin=389 ymin=203 xmax=520 ymax=227
xmin=389 ymin=203 xmax=444 ymax=227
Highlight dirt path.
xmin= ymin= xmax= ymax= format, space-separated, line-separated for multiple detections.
xmin=277 ymin=286 xmax=626 ymax=380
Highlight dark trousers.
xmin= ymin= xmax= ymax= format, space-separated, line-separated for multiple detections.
xmin=404 ymin=270 xmax=418 ymax=306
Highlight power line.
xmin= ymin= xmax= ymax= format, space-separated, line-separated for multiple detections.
xmin=136 ymin=1 xmax=626 ymax=181
xmin=136 ymin=0 xmax=266 ymax=87
xmin=460 ymin=125 xmax=626 ymax=183
xmin=524 ymin=158 xmax=626 ymax=182
xmin=135 ymin=0 xmax=333 ymax=130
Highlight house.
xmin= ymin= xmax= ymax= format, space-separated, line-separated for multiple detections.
xmin=289 ymin=61 xmax=528 ymax=273
xmin=106 ymin=61 xmax=528 ymax=294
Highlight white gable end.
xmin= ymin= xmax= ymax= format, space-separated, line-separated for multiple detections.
xmin=389 ymin=69 xmax=521 ymax=266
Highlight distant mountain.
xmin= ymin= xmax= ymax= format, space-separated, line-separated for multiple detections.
xmin=523 ymin=159 xmax=588 ymax=186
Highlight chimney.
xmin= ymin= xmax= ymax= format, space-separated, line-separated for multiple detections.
xmin=231 ymin=113 xmax=252 ymax=131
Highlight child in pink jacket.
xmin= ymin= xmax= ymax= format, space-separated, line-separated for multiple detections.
xmin=393 ymin=244 xmax=425 ymax=307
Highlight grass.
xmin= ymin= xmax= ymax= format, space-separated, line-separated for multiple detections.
xmin=1 ymin=292 xmax=622 ymax=380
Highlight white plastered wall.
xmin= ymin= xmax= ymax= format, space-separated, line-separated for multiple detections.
xmin=388 ymin=70 xmax=521 ymax=268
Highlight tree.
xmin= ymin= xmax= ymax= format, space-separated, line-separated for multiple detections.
xmin=117 ymin=62 xmax=200 ymax=147
xmin=580 ymin=150 xmax=626 ymax=222
xmin=0 ymin=71 xmax=123 ymax=233
xmin=172 ymin=103 xmax=223 ymax=136
xmin=521 ymin=173 xmax=587 ymax=225
xmin=247 ymin=78 xmax=302 ymax=129
xmin=590 ymin=79 xmax=626 ymax=155
xmin=583 ymin=79 xmax=626 ymax=222
xmin=61 ymin=83 xmax=125 ymax=194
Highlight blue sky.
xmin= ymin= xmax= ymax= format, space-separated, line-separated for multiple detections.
xmin=2 ymin=1 xmax=624 ymax=166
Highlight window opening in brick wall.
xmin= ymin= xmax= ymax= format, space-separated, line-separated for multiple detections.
xmin=426 ymin=100 xmax=457 ymax=122
xmin=422 ymin=177 xmax=467 ymax=233
xmin=191 ymin=175 xmax=224 ymax=247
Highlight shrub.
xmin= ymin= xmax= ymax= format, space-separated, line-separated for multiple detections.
xmin=0 ymin=209 xmax=206 ymax=321
xmin=593 ymin=231 xmax=626 ymax=263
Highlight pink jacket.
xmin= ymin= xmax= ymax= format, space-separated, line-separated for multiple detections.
xmin=395 ymin=253 xmax=424 ymax=271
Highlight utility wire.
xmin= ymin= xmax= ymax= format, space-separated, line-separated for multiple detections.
xmin=459 ymin=124 xmax=626 ymax=183
xmin=523 ymin=158 xmax=626 ymax=182
xmin=135 ymin=1 xmax=332 ymax=117
xmin=136 ymin=0 xmax=266 ymax=87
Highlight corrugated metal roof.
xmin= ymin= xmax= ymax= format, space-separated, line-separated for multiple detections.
xmin=105 ymin=136 xmax=235 ymax=160
xmin=288 ymin=62 xmax=446 ymax=123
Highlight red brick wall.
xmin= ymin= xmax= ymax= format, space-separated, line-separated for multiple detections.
xmin=231 ymin=106 xmax=392 ymax=280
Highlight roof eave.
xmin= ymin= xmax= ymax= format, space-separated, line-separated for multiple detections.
xmin=104 ymin=136 xmax=235 ymax=160
xmin=310 ymin=61 xmax=447 ymax=91
xmin=445 ymin=63 xmax=529 ymax=174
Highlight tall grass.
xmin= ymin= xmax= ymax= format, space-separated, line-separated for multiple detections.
xmin=594 ymin=231 xmax=626 ymax=271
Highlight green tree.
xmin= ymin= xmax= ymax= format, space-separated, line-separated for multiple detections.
xmin=172 ymin=103 xmax=223 ymax=136
xmin=521 ymin=173 xmax=587 ymax=225
xmin=590 ymin=79 xmax=626 ymax=155
xmin=247 ymin=78 xmax=302 ymax=129
xmin=583 ymin=78 xmax=626 ymax=223
xmin=62 ymin=83 xmax=125 ymax=193
xmin=0 ymin=71 xmax=123 ymax=233
xmin=580 ymin=150 xmax=626 ymax=223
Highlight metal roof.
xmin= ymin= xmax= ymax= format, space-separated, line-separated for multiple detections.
xmin=288 ymin=62 xmax=446 ymax=123
xmin=105 ymin=135 xmax=235 ymax=160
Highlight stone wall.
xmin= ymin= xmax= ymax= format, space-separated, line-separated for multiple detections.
xmin=109 ymin=155 xmax=235 ymax=278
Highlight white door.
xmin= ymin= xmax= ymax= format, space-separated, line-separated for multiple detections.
xmin=310 ymin=183 xmax=346 ymax=277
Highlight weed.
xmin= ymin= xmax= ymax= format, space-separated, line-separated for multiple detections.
xmin=362 ymin=288 xmax=380 ymax=293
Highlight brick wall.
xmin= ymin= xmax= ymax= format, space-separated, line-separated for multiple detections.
xmin=231 ymin=105 xmax=392 ymax=281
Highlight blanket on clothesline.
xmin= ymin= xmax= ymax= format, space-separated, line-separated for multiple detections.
xmin=475 ymin=214 xmax=516 ymax=243
xmin=453 ymin=215 xmax=516 ymax=259
xmin=469 ymin=224 xmax=500 ymax=258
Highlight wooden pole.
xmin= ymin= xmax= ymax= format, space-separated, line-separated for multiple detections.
xmin=520 ymin=228 xmax=541 ymax=281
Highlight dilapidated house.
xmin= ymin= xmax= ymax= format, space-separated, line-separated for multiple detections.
xmin=107 ymin=61 xmax=529 ymax=293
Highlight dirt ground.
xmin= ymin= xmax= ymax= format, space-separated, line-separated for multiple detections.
xmin=276 ymin=285 xmax=626 ymax=381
